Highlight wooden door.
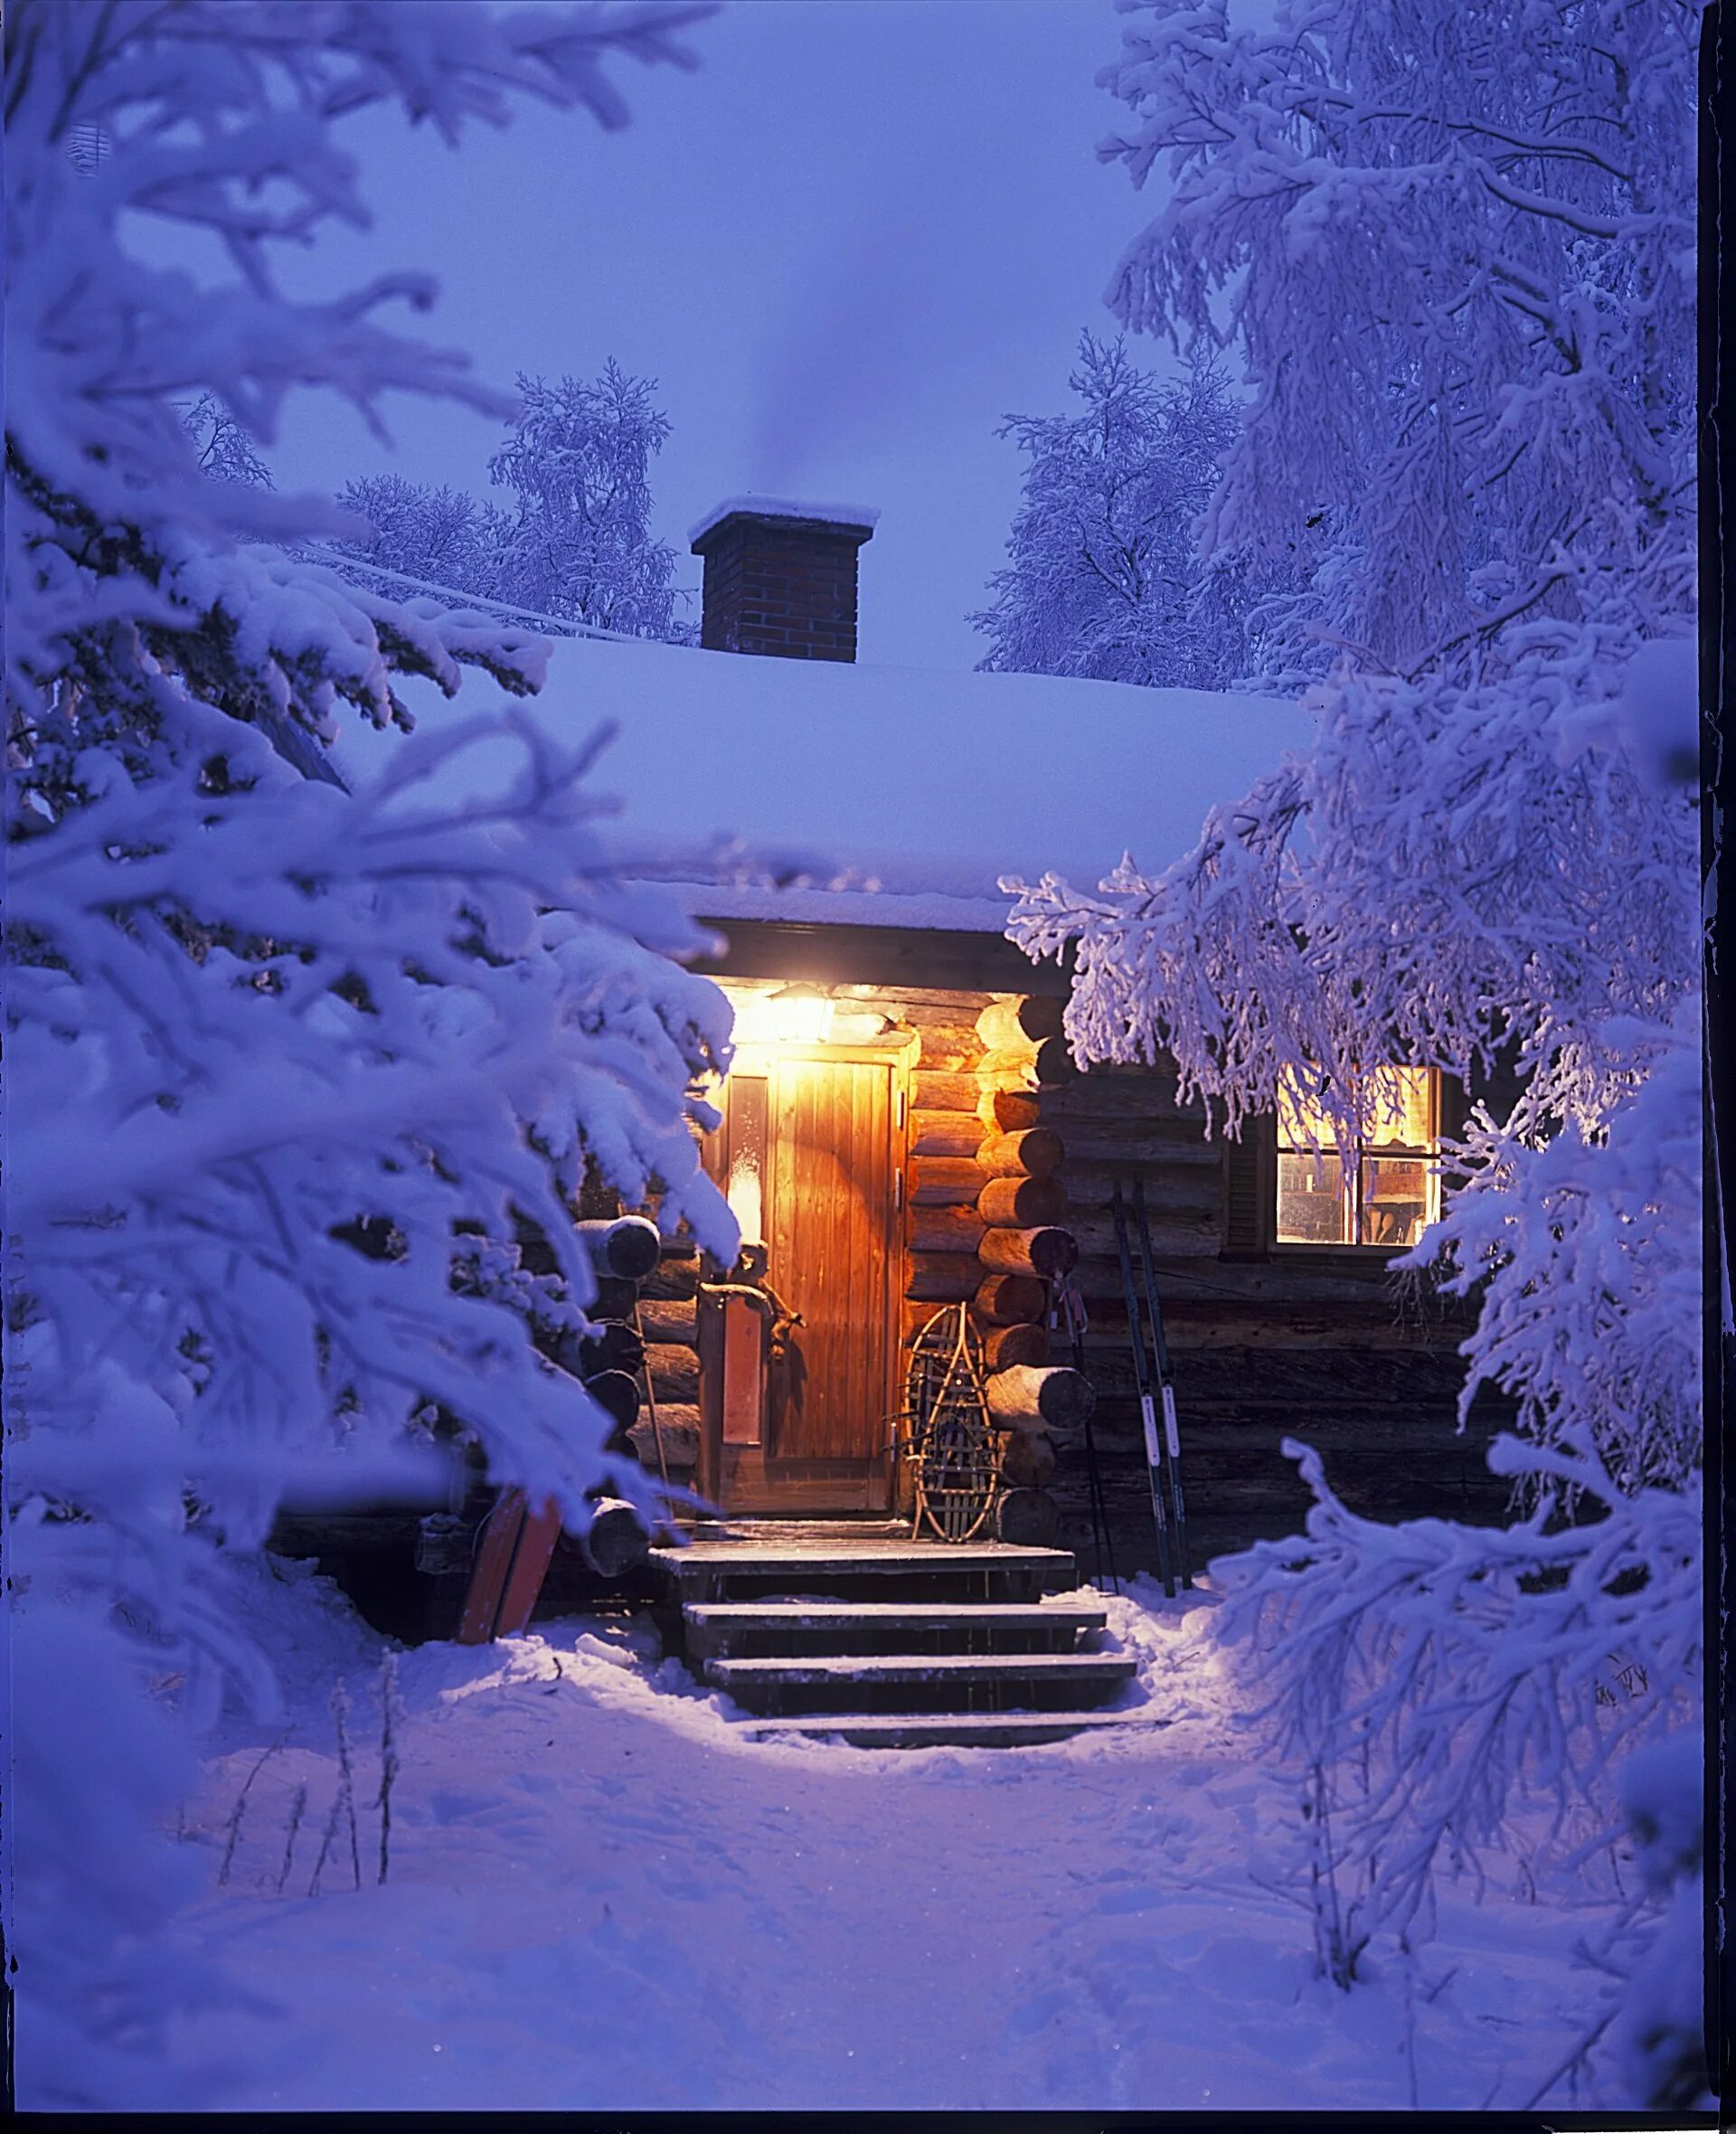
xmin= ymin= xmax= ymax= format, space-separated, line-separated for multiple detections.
xmin=707 ymin=1049 xmax=901 ymax=1513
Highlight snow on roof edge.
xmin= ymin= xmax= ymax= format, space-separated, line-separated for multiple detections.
xmin=686 ymin=496 xmax=881 ymax=546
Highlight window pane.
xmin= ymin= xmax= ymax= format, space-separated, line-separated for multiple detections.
xmin=1275 ymin=1072 xmax=1333 ymax=1150
xmin=1359 ymin=1155 xmax=1432 ymax=1247
xmin=726 ymin=1075 xmax=769 ymax=1246
xmin=1365 ymin=1065 xmax=1433 ymax=1147
xmin=1277 ymin=1151 xmax=1350 ymax=1243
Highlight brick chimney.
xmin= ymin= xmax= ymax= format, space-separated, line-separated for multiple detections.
xmin=688 ymin=497 xmax=877 ymax=662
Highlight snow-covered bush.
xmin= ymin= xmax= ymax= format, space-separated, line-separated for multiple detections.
xmin=5 ymin=0 xmax=722 ymax=2106
xmin=972 ymin=335 xmax=1249 ymax=686
xmin=1430 ymin=1001 xmax=1702 ymax=1503
xmin=1008 ymin=0 xmax=1703 ymax=2094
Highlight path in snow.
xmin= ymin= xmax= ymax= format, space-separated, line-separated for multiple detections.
xmin=159 ymin=1556 xmax=1628 ymax=2112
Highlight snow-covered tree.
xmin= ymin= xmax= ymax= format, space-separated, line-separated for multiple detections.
xmin=1092 ymin=0 xmax=1697 ymax=688
xmin=326 ymin=470 xmax=512 ymax=600
xmin=1008 ymin=1 xmax=1703 ymax=2099
xmin=488 ymin=359 xmax=690 ymax=637
xmin=319 ymin=363 xmax=694 ymax=641
xmin=972 ymin=335 xmax=1248 ymax=686
xmin=5 ymin=0 xmax=724 ymax=2107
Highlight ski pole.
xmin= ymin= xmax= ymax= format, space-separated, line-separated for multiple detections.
xmin=1112 ymin=1182 xmax=1175 ymax=1597
xmin=1052 ymin=1274 xmax=1118 ymax=1593
xmin=1132 ymin=1176 xmax=1191 ymax=1588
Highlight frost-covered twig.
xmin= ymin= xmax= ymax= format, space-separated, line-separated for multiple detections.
xmin=1521 ymin=2003 xmax=1621 ymax=2110
xmin=1305 ymin=1760 xmax=1365 ymax=1988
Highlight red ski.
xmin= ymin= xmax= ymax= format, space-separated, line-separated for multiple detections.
xmin=456 ymin=1488 xmax=562 ymax=1644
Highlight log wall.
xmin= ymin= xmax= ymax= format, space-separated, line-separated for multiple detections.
xmin=636 ymin=982 xmax=1513 ymax=1574
xmin=1024 ymin=1055 xmax=1513 ymax=1579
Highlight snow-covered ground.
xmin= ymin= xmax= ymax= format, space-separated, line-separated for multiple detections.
xmin=141 ymin=1555 xmax=1631 ymax=2112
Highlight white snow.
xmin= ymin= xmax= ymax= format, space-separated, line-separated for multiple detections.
xmin=328 ymin=634 xmax=1310 ymax=916
xmin=686 ymin=496 xmax=881 ymax=543
xmin=134 ymin=1556 xmax=1640 ymax=2113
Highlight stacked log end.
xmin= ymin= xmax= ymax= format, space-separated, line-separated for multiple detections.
xmin=900 ymin=1001 xmax=995 ymax=1348
xmin=630 ymin=1240 xmax=703 ymax=1478
xmin=964 ymin=995 xmax=1084 ymax=1548
xmin=984 ymin=1363 xmax=1095 ymax=1436
xmin=568 ymin=1211 xmax=703 ymax=1487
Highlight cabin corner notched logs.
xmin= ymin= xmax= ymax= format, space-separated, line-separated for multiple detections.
xmin=896 ymin=991 xmax=1089 ymax=1544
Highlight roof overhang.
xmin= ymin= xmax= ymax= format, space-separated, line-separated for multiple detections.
xmin=687 ymin=915 xmax=1071 ymax=996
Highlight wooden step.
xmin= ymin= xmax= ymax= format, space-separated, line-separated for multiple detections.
xmin=684 ymin=1600 xmax=1108 ymax=1660
xmin=705 ymin=1650 xmax=1138 ymax=1717
xmin=650 ymin=1540 xmax=1075 ymax=1605
xmin=730 ymin=1708 xmax=1168 ymax=1750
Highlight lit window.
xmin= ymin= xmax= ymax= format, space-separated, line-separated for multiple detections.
xmin=1275 ymin=1066 xmax=1439 ymax=1248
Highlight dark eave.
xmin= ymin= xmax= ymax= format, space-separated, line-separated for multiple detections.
xmin=688 ymin=916 xmax=1072 ymax=996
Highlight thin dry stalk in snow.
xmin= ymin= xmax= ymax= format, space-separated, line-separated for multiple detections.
xmin=307 ymin=1780 xmax=346 ymax=1898
xmin=374 ymin=1655 xmax=403 ymax=1886
xmin=275 ymin=1783 xmax=308 ymax=1895
xmin=216 ymin=1732 xmax=288 ymax=1889
xmin=330 ymin=1678 xmax=362 ymax=1892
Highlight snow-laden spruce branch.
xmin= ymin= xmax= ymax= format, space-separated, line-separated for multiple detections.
xmin=1424 ymin=1012 xmax=1703 ymax=1501
xmin=4 ymin=1 xmax=722 ymax=2107
xmin=5 ymin=0 xmax=709 ymax=740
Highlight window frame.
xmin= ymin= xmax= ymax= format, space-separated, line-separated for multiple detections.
xmin=1272 ymin=1066 xmax=1440 ymax=1253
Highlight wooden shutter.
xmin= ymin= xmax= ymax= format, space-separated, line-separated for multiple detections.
xmin=1222 ymin=1114 xmax=1276 ymax=1258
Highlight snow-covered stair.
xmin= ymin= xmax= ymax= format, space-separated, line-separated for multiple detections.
xmin=649 ymin=1537 xmax=1161 ymax=1749
xmin=708 ymin=1649 xmax=1139 ymax=1717
xmin=682 ymin=1599 xmax=1109 ymax=1661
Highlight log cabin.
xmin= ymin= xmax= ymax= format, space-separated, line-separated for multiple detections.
xmin=325 ymin=496 xmax=1516 ymax=1620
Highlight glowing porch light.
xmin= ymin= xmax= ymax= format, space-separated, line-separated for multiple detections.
xmin=767 ymin=983 xmax=833 ymax=1044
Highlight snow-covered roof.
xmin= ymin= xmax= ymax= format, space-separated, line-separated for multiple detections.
xmin=686 ymin=496 xmax=881 ymax=546
xmin=330 ymin=634 xmax=1310 ymax=933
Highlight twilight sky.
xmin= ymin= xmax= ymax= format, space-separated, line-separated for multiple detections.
xmin=271 ymin=0 xmax=1179 ymax=670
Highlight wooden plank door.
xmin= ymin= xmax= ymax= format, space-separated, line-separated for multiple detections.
xmin=710 ymin=1051 xmax=901 ymax=1513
